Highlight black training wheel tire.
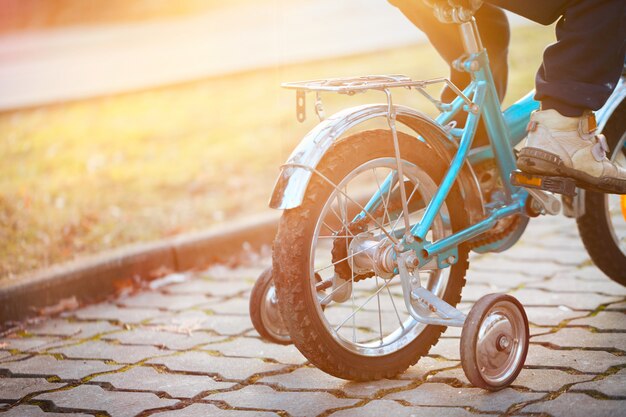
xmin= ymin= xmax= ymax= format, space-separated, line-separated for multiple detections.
xmin=249 ymin=266 xmax=292 ymax=345
xmin=576 ymin=101 xmax=626 ymax=285
xmin=460 ymin=293 xmax=529 ymax=391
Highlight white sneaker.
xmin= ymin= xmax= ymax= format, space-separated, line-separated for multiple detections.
xmin=517 ymin=109 xmax=626 ymax=194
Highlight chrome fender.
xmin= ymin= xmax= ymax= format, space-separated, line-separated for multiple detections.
xmin=269 ymin=103 xmax=485 ymax=224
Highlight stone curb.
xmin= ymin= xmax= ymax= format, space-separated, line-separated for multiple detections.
xmin=0 ymin=212 xmax=280 ymax=325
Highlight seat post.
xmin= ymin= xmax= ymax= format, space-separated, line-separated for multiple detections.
xmin=459 ymin=18 xmax=483 ymax=54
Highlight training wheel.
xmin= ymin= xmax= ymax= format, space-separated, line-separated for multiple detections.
xmin=460 ymin=293 xmax=529 ymax=391
xmin=249 ymin=266 xmax=292 ymax=345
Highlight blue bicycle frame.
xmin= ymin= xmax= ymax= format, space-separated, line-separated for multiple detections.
xmin=358 ymin=20 xmax=539 ymax=269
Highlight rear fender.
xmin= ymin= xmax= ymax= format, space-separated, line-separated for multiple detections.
xmin=269 ymin=103 xmax=485 ymax=224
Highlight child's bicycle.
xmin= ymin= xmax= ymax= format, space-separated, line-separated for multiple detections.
xmin=249 ymin=4 xmax=626 ymax=390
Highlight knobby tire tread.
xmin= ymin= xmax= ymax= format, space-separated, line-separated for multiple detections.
xmin=272 ymin=130 xmax=470 ymax=381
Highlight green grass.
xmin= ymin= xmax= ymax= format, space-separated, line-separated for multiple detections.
xmin=0 ymin=24 xmax=554 ymax=280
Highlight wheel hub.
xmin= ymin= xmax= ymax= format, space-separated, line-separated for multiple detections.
xmin=476 ymin=311 xmax=516 ymax=375
xmin=348 ymin=234 xmax=396 ymax=279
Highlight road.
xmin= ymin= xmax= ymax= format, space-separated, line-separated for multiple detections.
xmin=0 ymin=0 xmax=530 ymax=111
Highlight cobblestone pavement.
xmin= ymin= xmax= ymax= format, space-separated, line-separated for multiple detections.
xmin=1 ymin=215 xmax=625 ymax=417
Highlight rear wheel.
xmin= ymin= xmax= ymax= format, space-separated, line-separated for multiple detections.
xmin=273 ymin=129 xmax=469 ymax=380
xmin=249 ymin=266 xmax=292 ymax=344
xmin=577 ymin=103 xmax=626 ymax=285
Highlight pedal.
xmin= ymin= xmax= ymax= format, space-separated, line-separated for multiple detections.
xmin=510 ymin=170 xmax=576 ymax=197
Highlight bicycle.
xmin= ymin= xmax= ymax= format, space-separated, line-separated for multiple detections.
xmin=249 ymin=3 xmax=626 ymax=390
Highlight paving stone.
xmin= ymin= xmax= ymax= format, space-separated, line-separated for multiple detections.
xmin=521 ymin=392 xmax=626 ymax=417
xmin=0 ymin=405 xmax=91 ymax=417
xmin=570 ymin=369 xmax=626 ymax=397
xmin=430 ymin=367 xmax=592 ymax=392
xmin=569 ymin=311 xmax=626 ymax=330
xmin=459 ymin=284 xmax=501 ymax=303
xmin=102 ymin=328 xmax=225 ymax=350
xmin=49 ymin=340 xmax=173 ymax=363
xmin=523 ymin=306 xmax=588 ymax=327
xmin=148 ymin=310 xmax=252 ymax=335
xmin=0 ymin=355 xmax=121 ymax=380
xmin=499 ymin=245 xmax=586 ymax=266
xmin=527 ymin=274 xmax=626 ymax=296
xmin=208 ymin=384 xmax=358 ymax=417
xmin=525 ymin=345 xmax=625 ymax=373
xmin=427 ymin=338 xmax=460 ymax=360
xmin=208 ymin=298 xmax=250 ymax=315
xmin=147 ymin=351 xmax=288 ymax=380
xmin=118 ymin=292 xmax=213 ymax=311
xmin=465 ymin=268 xmax=542 ymax=287
xmin=385 ymin=382 xmax=542 ymax=412
xmin=71 ymin=304 xmax=165 ymax=323
xmin=205 ymin=337 xmax=306 ymax=365
xmin=27 ymin=319 xmax=121 ymax=339
xmin=395 ymin=357 xmax=460 ymax=381
xmin=259 ymin=366 xmax=412 ymax=397
xmin=0 ymin=377 xmax=64 ymax=401
xmin=0 ymin=354 xmax=29 ymax=364
xmin=441 ymin=326 xmax=462 ymax=338
xmin=328 ymin=400 xmax=475 ymax=417
xmin=606 ymin=301 xmax=626 ymax=311
xmin=164 ymin=279 xmax=252 ymax=298
xmin=91 ymin=366 xmax=234 ymax=397
xmin=151 ymin=403 xmax=278 ymax=417
xmin=35 ymin=385 xmax=178 ymax=417
xmin=0 ymin=336 xmax=65 ymax=352
xmin=470 ymin=259 xmax=568 ymax=279
xmin=573 ymin=266 xmax=619 ymax=281
xmin=510 ymin=289 xmax=620 ymax=310
xmin=532 ymin=328 xmax=626 ymax=351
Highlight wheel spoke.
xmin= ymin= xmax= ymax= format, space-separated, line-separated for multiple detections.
xmin=386 ymin=283 xmax=405 ymax=330
xmin=375 ymin=276 xmax=383 ymax=344
xmin=334 ymin=276 xmax=395 ymax=333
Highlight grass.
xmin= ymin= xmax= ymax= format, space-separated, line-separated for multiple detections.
xmin=0 ymin=24 xmax=554 ymax=280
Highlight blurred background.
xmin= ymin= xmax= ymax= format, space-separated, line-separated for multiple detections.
xmin=0 ymin=0 xmax=554 ymax=280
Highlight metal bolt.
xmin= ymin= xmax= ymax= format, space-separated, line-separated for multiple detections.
xmin=497 ymin=335 xmax=510 ymax=351
xmin=446 ymin=255 xmax=455 ymax=265
xmin=406 ymin=254 xmax=419 ymax=268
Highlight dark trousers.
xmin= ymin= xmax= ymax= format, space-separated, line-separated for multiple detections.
xmin=389 ymin=0 xmax=626 ymax=117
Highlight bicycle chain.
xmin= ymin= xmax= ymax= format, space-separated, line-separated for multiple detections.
xmin=467 ymin=213 xmax=522 ymax=249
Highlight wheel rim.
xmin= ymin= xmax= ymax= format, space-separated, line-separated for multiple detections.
xmin=475 ymin=300 xmax=527 ymax=386
xmin=604 ymin=131 xmax=626 ymax=257
xmin=261 ymin=284 xmax=291 ymax=342
xmin=309 ymin=157 xmax=453 ymax=357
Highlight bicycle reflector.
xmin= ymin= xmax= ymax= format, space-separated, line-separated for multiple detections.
xmin=621 ymin=195 xmax=626 ymax=221
xmin=510 ymin=170 xmax=576 ymax=197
